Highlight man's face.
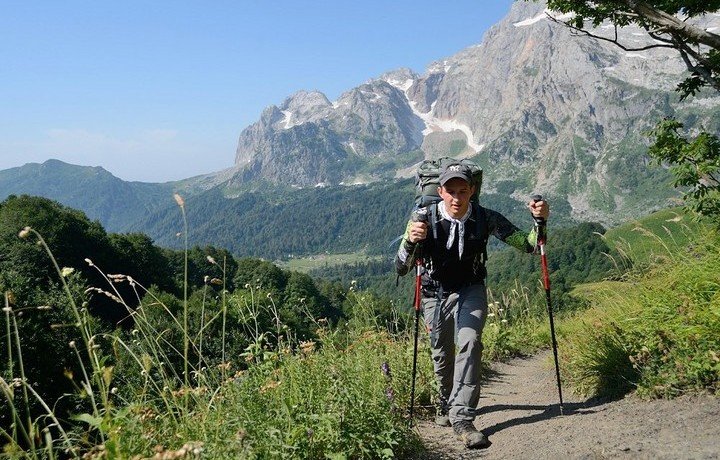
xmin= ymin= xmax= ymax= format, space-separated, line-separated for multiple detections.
xmin=438 ymin=178 xmax=475 ymax=218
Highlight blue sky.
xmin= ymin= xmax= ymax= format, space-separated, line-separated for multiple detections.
xmin=1 ymin=1 xmax=515 ymax=182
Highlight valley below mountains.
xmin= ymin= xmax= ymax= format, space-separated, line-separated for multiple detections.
xmin=2 ymin=1 xmax=719 ymax=258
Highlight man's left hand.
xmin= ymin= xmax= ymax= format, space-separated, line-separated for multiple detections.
xmin=528 ymin=199 xmax=550 ymax=220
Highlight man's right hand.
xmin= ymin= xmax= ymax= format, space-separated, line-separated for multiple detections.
xmin=408 ymin=221 xmax=428 ymax=243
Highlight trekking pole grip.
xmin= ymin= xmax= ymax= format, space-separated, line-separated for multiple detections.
xmin=530 ymin=194 xmax=546 ymax=225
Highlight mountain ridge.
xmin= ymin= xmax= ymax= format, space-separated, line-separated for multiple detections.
xmin=2 ymin=1 xmax=719 ymax=251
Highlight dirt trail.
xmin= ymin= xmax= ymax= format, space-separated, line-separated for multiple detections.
xmin=416 ymin=351 xmax=720 ymax=459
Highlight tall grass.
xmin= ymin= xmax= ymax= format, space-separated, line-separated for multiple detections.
xmin=561 ymin=228 xmax=720 ymax=398
xmin=1 ymin=224 xmax=431 ymax=458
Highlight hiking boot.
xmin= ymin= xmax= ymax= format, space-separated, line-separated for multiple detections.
xmin=452 ymin=420 xmax=490 ymax=449
xmin=434 ymin=398 xmax=451 ymax=427
xmin=434 ymin=412 xmax=451 ymax=427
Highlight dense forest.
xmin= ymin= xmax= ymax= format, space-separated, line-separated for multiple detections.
xmin=127 ymin=179 xmax=577 ymax=260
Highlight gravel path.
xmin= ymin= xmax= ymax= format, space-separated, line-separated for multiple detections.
xmin=415 ymin=351 xmax=720 ymax=459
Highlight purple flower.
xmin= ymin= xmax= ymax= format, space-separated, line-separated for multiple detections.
xmin=381 ymin=362 xmax=392 ymax=379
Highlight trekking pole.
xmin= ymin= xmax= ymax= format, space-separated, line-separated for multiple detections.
xmin=408 ymin=209 xmax=427 ymax=427
xmin=531 ymin=195 xmax=564 ymax=415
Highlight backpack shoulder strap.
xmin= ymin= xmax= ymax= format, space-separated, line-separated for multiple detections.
xmin=428 ymin=202 xmax=439 ymax=241
xmin=474 ymin=203 xmax=489 ymax=264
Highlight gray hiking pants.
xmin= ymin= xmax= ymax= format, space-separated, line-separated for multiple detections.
xmin=422 ymin=283 xmax=488 ymax=423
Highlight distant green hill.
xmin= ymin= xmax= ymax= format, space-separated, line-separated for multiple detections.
xmin=602 ymin=207 xmax=706 ymax=265
xmin=0 ymin=160 xmax=578 ymax=260
xmin=0 ymin=160 xmax=176 ymax=231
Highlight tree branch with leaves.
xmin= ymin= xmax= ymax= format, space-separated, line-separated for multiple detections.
xmin=543 ymin=0 xmax=720 ymax=96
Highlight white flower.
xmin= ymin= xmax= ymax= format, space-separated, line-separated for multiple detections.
xmin=60 ymin=267 xmax=75 ymax=278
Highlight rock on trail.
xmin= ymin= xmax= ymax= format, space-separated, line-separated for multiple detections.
xmin=416 ymin=351 xmax=720 ymax=459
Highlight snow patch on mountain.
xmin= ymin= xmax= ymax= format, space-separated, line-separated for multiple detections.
xmin=408 ymin=101 xmax=483 ymax=153
xmin=513 ymin=10 xmax=573 ymax=27
xmin=281 ymin=111 xmax=294 ymax=129
xmin=384 ymin=78 xmax=415 ymax=92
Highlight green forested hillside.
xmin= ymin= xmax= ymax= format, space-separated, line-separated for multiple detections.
xmin=0 ymin=161 xmax=578 ymax=261
xmin=0 ymin=160 xmax=176 ymax=230
xmin=130 ymin=179 xmax=576 ymax=260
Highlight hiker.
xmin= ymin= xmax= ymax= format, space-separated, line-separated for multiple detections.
xmin=395 ymin=161 xmax=549 ymax=449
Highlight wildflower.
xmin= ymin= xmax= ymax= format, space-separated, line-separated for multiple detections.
xmin=487 ymin=313 xmax=495 ymax=317
xmin=385 ymin=387 xmax=395 ymax=403
xmin=69 ymin=341 xmax=76 ymax=349
xmin=18 ymin=227 xmax=31 ymax=239
xmin=84 ymin=258 xmax=94 ymax=267
xmin=244 ymin=283 xmax=251 ymax=289
xmin=501 ymin=319 xmax=508 ymax=324
xmin=381 ymin=362 xmax=392 ymax=378
xmin=110 ymin=387 xmax=118 ymax=395
xmin=210 ymin=278 xmax=222 ymax=285
xmin=299 ymin=340 xmax=316 ymax=355
xmin=173 ymin=193 xmax=185 ymax=208
xmin=203 ymin=275 xmax=210 ymax=284
xmin=260 ymin=379 xmax=280 ymax=393
xmin=206 ymin=255 xmax=216 ymax=265
xmin=60 ymin=267 xmax=75 ymax=278
xmin=266 ymin=292 xmax=272 ymax=299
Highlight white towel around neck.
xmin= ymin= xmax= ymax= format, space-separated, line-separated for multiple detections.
xmin=438 ymin=201 xmax=472 ymax=258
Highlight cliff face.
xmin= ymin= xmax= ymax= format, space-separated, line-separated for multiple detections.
xmin=231 ymin=1 xmax=720 ymax=223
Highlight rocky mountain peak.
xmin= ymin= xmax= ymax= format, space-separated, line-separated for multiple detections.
xmin=379 ymin=68 xmax=419 ymax=92
xmin=231 ymin=1 xmax=720 ymax=223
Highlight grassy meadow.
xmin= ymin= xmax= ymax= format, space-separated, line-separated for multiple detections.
xmin=1 ymin=207 xmax=719 ymax=458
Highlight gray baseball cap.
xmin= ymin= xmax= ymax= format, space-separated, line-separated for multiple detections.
xmin=439 ymin=163 xmax=473 ymax=185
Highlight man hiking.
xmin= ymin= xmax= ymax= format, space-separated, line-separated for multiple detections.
xmin=395 ymin=160 xmax=549 ymax=449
